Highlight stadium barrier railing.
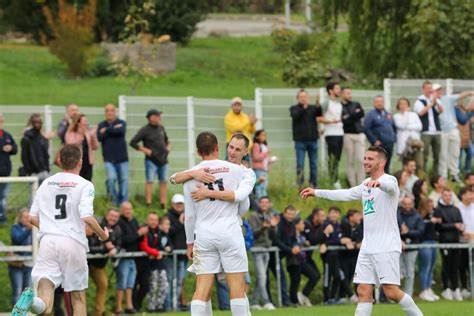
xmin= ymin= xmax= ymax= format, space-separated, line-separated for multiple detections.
xmin=1 ymin=243 xmax=473 ymax=310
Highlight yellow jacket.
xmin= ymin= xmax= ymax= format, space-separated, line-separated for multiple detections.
xmin=224 ymin=110 xmax=256 ymax=148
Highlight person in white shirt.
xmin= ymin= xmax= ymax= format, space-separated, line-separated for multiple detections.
xmin=458 ymin=188 xmax=474 ymax=298
xmin=413 ymin=81 xmax=443 ymax=177
xmin=181 ymin=132 xmax=254 ymax=316
xmin=300 ymin=146 xmax=423 ymax=316
xmin=394 ymin=98 xmax=423 ymax=173
xmin=12 ymin=144 xmax=109 ymax=316
xmin=319 ymin=82 xmax=344 ymax=189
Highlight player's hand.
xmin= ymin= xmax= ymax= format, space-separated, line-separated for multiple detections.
xmin=99 ymin=227 xmax=109 ymax=241
xmin=191 ymin=185 xmax=211 ymax=202
xmin=365 ymin=180 xmax=381 ymax=188
xmin=324 ymin=224 xmax=334 ymax=235
xmin=187 ymin=244 xmax=194 ymax=260
xmin=300 ymin=187 xmax=315 ymax=200
xmin=191 ymin=168 xmax=215 ymax=184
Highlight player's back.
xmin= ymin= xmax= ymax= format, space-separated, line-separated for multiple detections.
xmin=30 ymin=172 xmax=95 ymax=251
xmin=184 ymin=159 xmax=245 ymax=238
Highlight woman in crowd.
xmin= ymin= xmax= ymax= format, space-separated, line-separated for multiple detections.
xmin=417 ymin=198 xmax=441 ymax=302
xmin=413 ymin=179 xmax=429 ymax=209
xmin=8 ymin=209 xmax=33 ymax=308
xmin=252 ymin=129 xmax=271 ymax=200
xmin=395 ymin=170 xmax=414 ymax=202
xmin=394 ymin=97 xmax=423 ymax=173
xmin=65 ymin=113 xmax=98 ymax=181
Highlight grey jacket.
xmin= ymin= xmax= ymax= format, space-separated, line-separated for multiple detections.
xmin=248 ymin=210 xmax=275 ymax=248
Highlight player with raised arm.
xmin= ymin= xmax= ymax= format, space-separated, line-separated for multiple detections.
xmin=300 ymin=146 xmax=423 ymax=316
xmin=183 ymin=132 xmax=254 ymax=316
xmin=12 ymin=144 xmax=109 ymax=316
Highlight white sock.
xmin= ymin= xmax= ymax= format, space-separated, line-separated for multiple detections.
xmin=31 ymin=297 xmax=46 ymax=314
xmin=205 ymin=299 xmax=213 ymax=315
xmin=230 ymin=297 xmax=250 ymax=316
xmin=244 ymin=294 xmax=251 ymax=316
xmin=399 ymin=294 xmax=423 ymax=316
xmin=191 ymin=300 xmax=210 ymax=316
xmin=355 ymin=302 xmax=373 ymax=316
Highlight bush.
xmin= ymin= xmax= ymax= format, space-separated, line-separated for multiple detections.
xmin=43 ymin=0 xmax=97 ymax=77
xmin=86 ymin=47 xmax=116 ymax=77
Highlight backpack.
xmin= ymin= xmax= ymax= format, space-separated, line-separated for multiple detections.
xmin=242 ymin=220 xmax=254 ymax=250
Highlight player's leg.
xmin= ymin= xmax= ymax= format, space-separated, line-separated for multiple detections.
xmin=353 ymin=252 xmax=376 ymax=316
xmin=226 ymin=272 xmax=251 ymax=316
xmin=69 ymin=290 xmax=86 ymax=316
xmin=382 ymin=284 xmax=422 ymax=316
xmin=191 ymin=274 xmax=214 ymax=316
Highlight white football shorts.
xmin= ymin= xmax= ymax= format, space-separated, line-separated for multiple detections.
xmin=353 ymin=251 xmax=401 ymax=286
xmin=31 ymin=234 xmax=88 ymax=292
xmin=188 ymin=234 xmax=248 ymax=275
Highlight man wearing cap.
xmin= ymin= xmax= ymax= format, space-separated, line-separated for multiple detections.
xmin=130 ymin=109 xmax=171 ymax=209
xmin=166 ymin=194 xmax=189 ymax=310
xmin=224 ymin=97 xmax=257 ymax=161
xmin=436 ymin=86 xmax=474 ymax=183
xmin=413 ymin=81 xmax=443 ymax=176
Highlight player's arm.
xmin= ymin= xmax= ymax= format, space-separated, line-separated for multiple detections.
xmin=238 ymin=198 xmax=250 ymax=218
xmin=170 ymin=168 xmax=215 ymax=185
xmin=300 ymin=185 xmax=363 ymax=201
xmin=83 ymin=216 xmax=109 ymax=241
xmin=183 ymin=184 xmax=197 ymax=260
xmin=79 ymin=183 xmax=108 ymax=240
xmin=29 ymin=187 xmax=41 ymax=228
xmin=374 ymin=177 xmax=399 ymax=195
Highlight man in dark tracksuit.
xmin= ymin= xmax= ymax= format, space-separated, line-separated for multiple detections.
xmin=0 ymin=113 xmax=17 ymax=224
xmin=21 ymin=114 xmax=49 ymax=185
xmin=303 ymin=208 xmax=327 ymax=286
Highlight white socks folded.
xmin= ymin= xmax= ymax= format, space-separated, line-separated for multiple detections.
xmin=31 ymin=297 xmax=46 ymax=314
xmin=399 ymin=294 xmax=423 ymax=316
xmin=191 ymin=300 xmax=212 ymax=316
xmin=230 ymin=296 xmax=251 ymax=316
xmin=355 ymin=302 xmax=373 ymax=316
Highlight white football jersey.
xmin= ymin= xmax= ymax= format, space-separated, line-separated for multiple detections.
xmin=30 ymin=172 xmax=95 ymax=251
xmin=183 ymin=159 xmax=253 ymax=244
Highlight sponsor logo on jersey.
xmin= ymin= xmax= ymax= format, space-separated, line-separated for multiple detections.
xmin=208 ymin=167 xmax=230 ymax=174
xmin=88 ymin=189 xmax=95 ymax=197
xmin=363 ymin=196 xmax=375 ymax=216
xmin=47 ymin=181 xmax=78 ymax=188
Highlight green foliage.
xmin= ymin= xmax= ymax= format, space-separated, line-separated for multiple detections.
xmin=149 ymin=0 xmax=208 ymax=45
xmin=86 ymin=47 xmax=116 ymax=77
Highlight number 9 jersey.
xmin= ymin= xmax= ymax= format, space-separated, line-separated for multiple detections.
xmin=30 ymin=172 xmax=95 ymax=252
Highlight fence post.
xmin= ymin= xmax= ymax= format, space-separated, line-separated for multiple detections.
xmin=318 ymin=88 xmax=327 ymax=173
xmin=305 ymin=0 xmax=312 ymax=27
xmin=31 ymin=177 xmax=39 ymax=265
xmin=186 ymin=97 xmax=196 ymax=169
xmin=384 ymin=78 xmax=391 ymax=111
xmin=255 ymin=88 xmax=263 ymax=130
xmin=446 ymin=78 xmax=454 ymax=96
xmin=118 ymin=95 xmax=127 ymax=121
xmin=275 ymin=249 xmax=283 ymax=307
xmin=469 ymin=245 xmax=474 ymax=301
xmin=44 ymin=105 xmax=53 ymax=165
xmin=172 ymin=253 xmax=178 ymax=310
xmin=285 ymin=0 xmax=291 ymax=28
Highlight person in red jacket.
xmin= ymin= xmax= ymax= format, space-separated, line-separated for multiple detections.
xmin=140 ymin=214 xmax=173 ymax=312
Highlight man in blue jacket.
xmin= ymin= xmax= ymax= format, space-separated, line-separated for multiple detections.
xmin=397 ymin=197 xmax=425 ymax=297
xmin=364 ymin=96 xmax=396 ymax=173
xmin=0 ymin=113 xmax=17 ymax=224
xmin=97 ymin=104 xmax=128 ymax=206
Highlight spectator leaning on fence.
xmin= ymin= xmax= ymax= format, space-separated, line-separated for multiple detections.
xmin=290 ymin=89 xmax=323 ymax=188
xmin=224 ymin=96 xmax=257 ymax=162
xmin=341 ymin=87 xmax=366 ymax=187
xmin=8 ymin=209 xmax=32 ymax=308
xmin=397 ymin=197 xmax=424 ymax=297
xmin=166 ymin=194 xmax=189 ymax=310
xmin=97 ymin=104 xmax=129 ymax=206
xmin=20 ymin=114 xmax=50 ymax=185
xmin=318 ymin=82 xmax=344 ymax=189
xmin=248 ymin=196 xmax=278 ymax=311
xmin=434 ymin=189 xmax=465 ymax=301
xmin=0 ymin=112 xmax=17 ymax=224
xmin=364 ymin=95 xmax=396 ymax=173
xmin=252 ymin=129 xmax=271 ymax=200
xmin=65 ymin=112 xmax=99 ymax=181
xmin=57 ymin=103 xmax=79 ymax=144
xmin=394 ymin=98 xmax=424 ymax=175
xmin=130 ymin=109 xmax=170 ymax=209
xmin=455 ymin=99 xmax=474 ymax=175
xmin=414 ymin=81 xmax=443 ymax=177
xmin=457 ymin=188 xmax=473 ymax=299
xmin=86 ymin=208 xmax=122 ymax=316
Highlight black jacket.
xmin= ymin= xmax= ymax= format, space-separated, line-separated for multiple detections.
xmin=421 ymin=213 xmax=439 ymax=242
xmin=129 ymin=123 xmax=169 ymax=166
xmin=397 ymin=208 xmax=425 ymax=245
xmin=303 ymin=218 xmax=326 ymax=246
xmin=342 ymin=100 xmax=365 ymax=134
xmin=322 ymin=219 xmax=343 ymax=246
xmin=274 ymin=216 xmax=296 ymax=258
xmin=434 ymin=201 xmax=463 ymax=243
xmin=118 ymin=215 xmax=141 ymax=252
xmin=97 ymin=119 xmax=128 ymax=163
xmin=289 ymin=104 xmax=322 ymax=142
xmin=142 ymin=228 xmax=173 ymax=270
xmin=21 ymin=129 xmax=49 ymax=175
xmin=0 ymin=129 xmax=17 ymax=176
xmin=88 ymin=217 xmax=122 ymax=268
xmin=167 ymin=208 xmax=187 ymax=259
xmin=340 ymin=217 xmax=363 ymax=256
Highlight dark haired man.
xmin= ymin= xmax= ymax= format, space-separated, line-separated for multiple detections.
xmin=13 ymin=144 xmax=109 ymax=315
xmin=301 ymin=146 xmax=423 ymax=316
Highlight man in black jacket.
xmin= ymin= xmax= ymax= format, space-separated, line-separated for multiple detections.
xmin=341 ymin=88 xmax=366 ymax=187
xmin=130 ymin=109 xmax=171 ymax=209
xmin=434 ymin=189 xmax=465 ymax=301
xmin=0 ymin=113 xmax=17 ymax=224
xmin=289 ymin=89 xmax=323 ymax=188
xmin=303 ymin=208 xmax=327 ymax=285
xmin=87 ymin=208 xmax=122 ymax=316
xmin=21 ymin=114 xmax=49 ymax=185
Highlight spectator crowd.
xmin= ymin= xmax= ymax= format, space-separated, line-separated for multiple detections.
xmin=1 ymin=81 xmax=474 ymax=313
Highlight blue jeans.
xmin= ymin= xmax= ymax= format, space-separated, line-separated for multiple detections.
xmin=216 ymin=277 xmax=230 ymax=310
xmin=254 ymin=169 xmax=268 ymax=200
xmin=104 ymin=161 xmax=129 ymax=206
xmin=9 ymin=266 xmax=32 ymax=306
xmin=116 ymin=259 xmax=137 ymax=289
xmin=418 ymin=240 xmax=437 ymax=290
xmin=252 ymin=252 xmax=270 ymax=305
xmin=294 ymin=141 xmax=318 ymax=187
xmin=0 ymin=183 xmax=9 ymax=223
xmin=459 ymin=143 xmax=473 ymax=174
xmin=164 ymin=258 xmax=188 ymax=310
